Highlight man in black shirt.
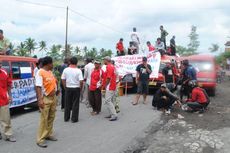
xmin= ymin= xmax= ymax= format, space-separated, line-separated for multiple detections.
xmin=152 ymin=84 xmax=180 ymax=115
xmin=132 ymin=57 xmax=152 ymax=105
xmin=170 ymin=36 xmax=176 ymax=56
xmin=162 ymin=62 xmax=175 ymax=92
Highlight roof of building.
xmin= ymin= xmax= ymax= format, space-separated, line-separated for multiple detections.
xmin=225 ymin=41 xmax=230 ymax=46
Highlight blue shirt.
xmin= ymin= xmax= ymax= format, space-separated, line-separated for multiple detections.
xmin=185 ymin=65 xmax=197 ymax=80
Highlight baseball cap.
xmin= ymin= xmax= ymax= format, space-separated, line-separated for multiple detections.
xmin=161 ymin=83 xmax=167 ymax=88
xmin=94 ymin=60 xmax=101 ymax=64
xmin=103 ymin=56 xmax=111 ymax=61
xmin=142 ymin=57 xmax=147 ymax=62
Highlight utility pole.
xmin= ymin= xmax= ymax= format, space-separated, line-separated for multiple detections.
xmin=65 ymin=6 xmax=69 ymax=58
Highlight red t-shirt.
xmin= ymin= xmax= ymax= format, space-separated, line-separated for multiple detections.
xmin=148 ymin=45 xmax=155 ymax=51
xmin=89 ymin=69 xmax=103 ymax=91
xmin=188 ymin=87 xmax=208 ymax=104
xmin=103 ymin=64 xmax=116 ymax=91
xmin=116 ymin=41 xmax=124 ymax=52
xmin=0 ymin=69 xmax=12 ymax=106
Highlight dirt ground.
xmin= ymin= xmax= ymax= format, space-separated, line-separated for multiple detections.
xmin=122 ymin=78 xmax=230 ymax=153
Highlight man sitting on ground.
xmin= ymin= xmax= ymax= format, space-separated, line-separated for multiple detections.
xmin=183 ymin=80 xmax=210 ymax=113
xmin=152 ymin=84 xmax=180 ymax=115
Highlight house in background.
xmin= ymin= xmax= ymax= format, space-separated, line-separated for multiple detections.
xmin=225 ymin=41 xmax=230 ymax=52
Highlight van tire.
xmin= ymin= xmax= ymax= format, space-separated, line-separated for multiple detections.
xmin=209 ymin=88 xmax=216 ymax=97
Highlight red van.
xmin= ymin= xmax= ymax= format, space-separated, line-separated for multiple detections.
xmin=183 ymin=54 xmax=217 ymax=96
xmin=0 ymin=55 xmax=38 ymax=108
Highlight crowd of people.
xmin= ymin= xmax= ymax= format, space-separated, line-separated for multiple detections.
xmin=0 ymin=25 xmax=211 ymax=149
xmin=116 ymin=26 xmax=177 ymax=56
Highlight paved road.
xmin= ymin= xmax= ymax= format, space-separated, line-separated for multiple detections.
xmin=0 ymin=94 xmax=161 ymax=153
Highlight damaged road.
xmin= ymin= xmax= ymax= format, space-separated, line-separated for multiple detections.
xmin=122 ymin=79 xmax=230 ymax=153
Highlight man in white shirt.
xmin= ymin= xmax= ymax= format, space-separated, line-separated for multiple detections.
xmin=130 ymin=27 xmax=140 ymax=54
xmin=81 ymin=58 xmax=94 ymax=107
xmin=155 ymin=38 xmax=165 ymax=56
xmin=61 ymin=57 xmax=83 ymax=123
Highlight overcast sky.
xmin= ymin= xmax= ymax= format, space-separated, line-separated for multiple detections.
xmin=1 ymin=0 xmax=230 ymax=55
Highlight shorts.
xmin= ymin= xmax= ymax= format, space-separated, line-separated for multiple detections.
xmin=137 ymin=81 xmax=149 ymax=94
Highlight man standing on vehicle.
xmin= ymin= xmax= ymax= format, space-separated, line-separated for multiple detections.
xmin=0 ymin=60 xmax=16 ymax=142
xmin=170 ymin=36 xmax=176 ymax=56
xmin=102 ymin=56 xmax=118 ymax=121
xmin=133 ymin=57 xmax=152 ymax=105
xmin=35 ymin=56 xmax=59 ymax=148
xmin=160 ymin=25 xmax=168 ymax=50
xmin=61 ymin=57 xmax=83 ymax=122
xmin=130 ymin=27 xmax=140 ymax=53
xmin=0 ymin=29 xmax=10 ymax=55
xmin=116 ymin=38 xmax=125 ymax=56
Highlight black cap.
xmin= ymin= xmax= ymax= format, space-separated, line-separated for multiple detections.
xmin=143 ymin=57 xmax=147 ymax=62
xmin=0 ymin=29 xmax=3 ymax=34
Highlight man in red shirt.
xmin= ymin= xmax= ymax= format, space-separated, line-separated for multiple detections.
xmin=116 ymin=38 xmax=125 ymax=56
xmin=146 ymin=41 xmax=155 ymax=52
xmin=0 ymin=60 xmax=16 ymax=142
xmin=89 ymin=60 xmax=103 ymax=115
xmin=185 ymin=80 xmax=210 ymax=113
xmin=102 ymin=56 xmax=118 ymax=121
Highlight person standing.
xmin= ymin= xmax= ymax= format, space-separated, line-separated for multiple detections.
xmin=162 ymin=62 xmax=175 ymax=92
xmin=35 ymin=56 xmax=59 ymax=148
xmin=160 ymin=25 xmax=168 ymax=50
xmin=130 ymin=27 xmax=140 ymax=53
xmin=61 ymin=57 xmax=83 ymax=123
xmin=116 ymin=38 xmax=125 ymax=56
xmin=102 ymin=56 xmax=118 ymax=121
xmin=0 ymin=29 xmax=10 ymax=55
xmin=0 ymin=60 xmax=16 ymax=142
xmin=88 ymin=60 xmax=103 ymax=115
xmin=59 ymin=58 xmax=69 ymax=111
xmin=170 ymin=36 xmax=176 ymax=56
xmin=82 ymin=57 xmax=94 ymax=107
xmin=133 ymin=57 xmax=152 ymax=105
xmin=34 ymin=58 xmax=43 ymax=77
xmin=146 ymin=41 xmax=155 ymax=52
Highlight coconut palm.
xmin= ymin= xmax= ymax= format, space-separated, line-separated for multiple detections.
xmin=24 ymin=37 xmax=37 ymax=56
xmin=39 ymin=41 xmax=47 ymax=56
xmin=47 ymin=45 xmax=61 ymax=60
xmin=16 ymin=42 xmax=29 ymax=57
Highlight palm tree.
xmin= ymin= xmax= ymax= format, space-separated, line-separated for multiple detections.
xmin=209 ymin=43 xmax=219 ymax=52
xmin=39 ymin=41 xmax=47 ymax=56
xmin=8 ymin=42 xmax=16 ymax=55
xmin=47 ymin=45 xmax=61 ymax=60
xmin=24 ymin=37 xmax=37 ymax=56
xmin=16 ymin=42 xmax=29 ymax=57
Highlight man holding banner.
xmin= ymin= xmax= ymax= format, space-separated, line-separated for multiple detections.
xmin=133 ymin=57 xmax=152 ymax=105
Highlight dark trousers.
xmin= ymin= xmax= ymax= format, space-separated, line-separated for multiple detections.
xmin=156 ymin=98 xmax=174 ymax=110
xmin=89 ymin=89 xmax=102 ymax=113
xmin=64 ymin=88 xmax=80 ymax=122
xmin=60 ymin=84 xmax=65 ymax=109
xmin=187 ymin=102 xmax=208 ymax=111
xmin=170 ymin=47 xmax=176 ymax=55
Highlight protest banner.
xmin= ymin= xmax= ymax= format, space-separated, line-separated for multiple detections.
xmin=10 ymin=78 xmax=37 ymax=108
xmin=112 ymin=52 xmax=161 ymax=78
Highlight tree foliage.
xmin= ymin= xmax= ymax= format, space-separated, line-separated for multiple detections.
xmin=187 ymin=25 xmax=200 ymax=54
xmin=209 ymin=43 xmax=219 ymax=52
xmin=24 ymin=37 xmax=37 ymax=56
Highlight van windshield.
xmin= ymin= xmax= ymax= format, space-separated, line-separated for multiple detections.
xmin=189 ymin=61 xmax=214 ymax=72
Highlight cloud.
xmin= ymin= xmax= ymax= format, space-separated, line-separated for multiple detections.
xmin=0 ymin=0 xmax=230 ymax=55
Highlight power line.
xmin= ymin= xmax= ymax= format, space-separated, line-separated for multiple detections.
xmin=14 ymin=0 xmax=123 ymax=34
xmin=15 ymin=0 xmax=65 ymax=9
xmin=69 ymin=8 xmax=124 ymax=34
